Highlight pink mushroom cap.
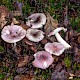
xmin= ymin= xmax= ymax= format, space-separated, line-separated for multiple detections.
xmin=1 ymin=25 xmax=26 ymax=43
xmin=26 ymin=13 xmax=46 ymax=28
xmin=32 ymin=51 xmax=54 ymax=69
xmin=44 ymin=42 xmax=65 ymax=56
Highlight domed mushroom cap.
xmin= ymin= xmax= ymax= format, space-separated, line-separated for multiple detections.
xmin=32 ymin=51 xmax=54 ymax=69
xmin=26 ymin=28 xmax=44 ymax=42
xmin=1 ymin=25 xmax=26 ymax=43
xmin=44 ymin=42 xmax=65 ymax=56
xmin=26 ymin=13 xmax=46 ymax=28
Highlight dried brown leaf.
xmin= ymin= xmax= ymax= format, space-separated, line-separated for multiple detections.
xmin=44 ymin=13 xmax=58 ymax=35
xmin=10 ymin=11 xmax=22 ymax=16
xmin=15 ymin=46 xmax=22 ymax=54
xmin=0 ymin=5 xmax=9 ymax=17
xmin=30 ymin=45 xmax=37 ymax=53
xmin=44 ymin=13 xmax=58 ymax=42
xmin=77 ymin=33 xmax=80 ymax=43
xmin=20 ymin=74 xmax=34 ymax=80
xmin=0 ymin=5 xmax=9 ymax=28
xmin=23 ymin=38 xmax=34 ymax=46
xmin=12 ymin=18 xmax=19 ymax=24
xmin=20 ymin=23 xmax=29 ymax=30
xmin=41 ymin=38 xmax=48 ymax=44
xmin=75 ymin=70 xmax=80 ymax=77
xmin=18 ymin=55 xmax=29 ymax=67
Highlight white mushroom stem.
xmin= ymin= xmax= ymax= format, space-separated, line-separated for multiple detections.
xmin=48 ymin=27 xmax=71 ymax=49
xmin=13 ymin=42 xmax=16 ymax=49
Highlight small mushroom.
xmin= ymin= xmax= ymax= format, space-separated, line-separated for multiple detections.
xmin=32 ymin=51 xmax=54 ymax=69
xmin=1 ymin=24 xmax=26 ymax=48
xmin=48 ymin=27 xmax=71 ymax=49
xmin=44 ymin=42 xmax=65 ymax=56
xmin=26 ymin=28 xmax=44 ymax=42
xmin=26 ymin=13 xmax=46 ymax=28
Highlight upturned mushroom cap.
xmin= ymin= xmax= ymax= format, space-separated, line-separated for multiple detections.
xmin=26 ymin=28 xmax=44 ymax=42
xmin=26 ymin=13 xmax=46 ymax=28
xmin=1 ymin=25 xmax=26 ymax=43
xmin=44 ymin=42 xmax=65 ymax=56
xmin=48 ymin=27 xmax=71 ymax=49
xmin=32 ymin=51 xmax=54 ymax=69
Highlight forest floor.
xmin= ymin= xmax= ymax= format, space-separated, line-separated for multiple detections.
xmin=0 ymin=0 xmax=80 ymax=80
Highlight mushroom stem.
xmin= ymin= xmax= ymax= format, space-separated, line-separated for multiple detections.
xmin=48 ymin=27 xmax=71 ymax=49
xmin=13 ymin=42 xmax=16 ymax=49
xmin=54 ymin=33 xmax=71 ymax=49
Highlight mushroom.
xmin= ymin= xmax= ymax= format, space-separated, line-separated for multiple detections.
xmin=1 ymin=24 xmax=26 ymax=48
xmin=26 ymin=13 xmax=46 ymax=28
xmin=44 ymin=42 xmax=65 ymax=56
xmin=48 ymin=27 xmax=71 ymax=49
xmin=32 ymin=51 xmax=54 ymax=69
xmin=26 ymin=28 xmax=44 ymax=42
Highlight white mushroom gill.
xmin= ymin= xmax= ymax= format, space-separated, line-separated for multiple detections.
xmin=26 ymin=28 xmax=44 ymax=42
xmin=26 ymin=13 xmax=46 ymax=28
xmin=48 ymin=27 xmax=71 ymax=49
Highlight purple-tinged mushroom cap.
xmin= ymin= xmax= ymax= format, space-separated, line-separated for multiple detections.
xmin=44 ymin=42 xmax=65 ymax=56
xmin=1 ymin=25 xmax=26 ymax=43
xmin=26 ymin=28 xmax=44 ymax=42
xmin=26 ymin=13 xmax=46 ymax=28
xmin=32 ymin=51 xmax=54 ymax=69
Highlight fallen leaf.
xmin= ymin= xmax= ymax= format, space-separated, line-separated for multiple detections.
xmin=44 ymin=13 xmax=58 ymax=41
xmin=0 ymin=5 xmax=9 ymax=28
xmin=15 ymin=46 xmax=22 ymax=54
xmin=44 ymin=13 xmax=58 ymax=35
xmin=75 ymin=70 xmax=80 ymax=77
xmin=20 ymin=23 xmax=29 ymax=30
xmin=30 ymin=45 xmax=37 ymax=53
xmin=0 ymin=5 xmax=9 ymax=17
xmin=10 ymin=11 xmax=22 ymax=16
xmin=77 ymin=33 xmax=80 ymax=43
xmin=18 ymin=55 xmax=29 ymax=67
xmin=41 ymin=38 xmax=48 ymax=44
xmin=68 ymin=76 xmax=73 ymax=79
xmin=12 ymin=18 xmax=19 ymax=24
xmin=20 ymin=74 xmax=34 ymax=80
xmin=23 ymin=38 xmax=34 ymax=46
xmin=69 ymin=73 xmax=75 ymax=77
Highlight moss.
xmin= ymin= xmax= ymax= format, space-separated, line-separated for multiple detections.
xmin=0 ymin=46 xmax=4 ymax=52
xmin=0 ymin=73 xmax=5 ymax=80
xmin=64 ymin=57 xmax=71 ymax=68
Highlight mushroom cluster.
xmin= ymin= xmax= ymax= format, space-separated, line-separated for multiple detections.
xmin=26 ymin=13 xmax=46 ymax=42
xmin=1 ymin=12 xmax=71 ymax=69
xmin=32 ymin=27 xmax=71 ymax=69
